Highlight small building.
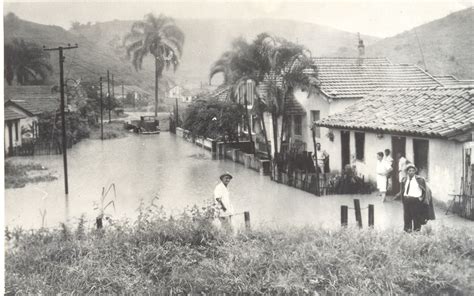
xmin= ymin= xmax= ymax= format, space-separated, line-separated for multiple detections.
xmin=4 ymin=85 xmax=60 ymax=155
xmin=4 ymin=106 xmax=27 ymax=155
xmin=315 ymin=85 xmax=473 ymax=204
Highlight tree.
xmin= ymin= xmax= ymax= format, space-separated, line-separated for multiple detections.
xmin=124 ymin=13 xmax=185 ymax=116
xmin=209 ymin=33 xmax=319 ymax=159
xmin=4 ymin=39 xmax=53 ymax=85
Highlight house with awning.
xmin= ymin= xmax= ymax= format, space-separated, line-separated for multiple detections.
xmin=315 ymin=85 xmax=473 ymax=204
xmin=257 ymin=55 xmax=442 ymax=160
xmin=3 ymin=85 xmax=60 ymax=155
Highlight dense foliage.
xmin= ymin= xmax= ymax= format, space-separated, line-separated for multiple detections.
xmin=38 ymin=111 xmax=90 ymax=144
xmin=5 ymin=205 xmax=473 ymax=295
xmin=4 ymin=38 xmax=53 ymax=85
xmin=183 ymin=98 xmax=244 ymax=142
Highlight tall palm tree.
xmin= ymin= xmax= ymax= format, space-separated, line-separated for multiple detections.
xmin=124 ymin=13 xmax=185 ymax=116
xmin=4 ymin=39 xmax=53 ymax=85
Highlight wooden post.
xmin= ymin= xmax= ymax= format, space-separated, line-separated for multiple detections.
xmin=354 ymin=199 xmax=362 ymax=228
xmin=368 ymin=204 xmax=374 ymax=227
xmin=341 ymin=205 xmax=348 ymax=227
xmin=244 ymin=211 xmax=251 ymax=230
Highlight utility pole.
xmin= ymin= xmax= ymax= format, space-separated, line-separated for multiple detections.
xmin=99 ymin=77 xmax=104 ymax=140
xmin=43 ymin=43 xmax=78 ymax=195
xmin=175 ymin=97 xmax=179 ymax=127
xmin=107 ymin=70 xmax=111 ymax=123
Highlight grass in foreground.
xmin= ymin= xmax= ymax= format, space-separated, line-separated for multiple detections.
xmin=89 ymin=121 xmax=130 ymax=140
xmin=4 ymin=160 xmax=57 ymax=188
xmin=5 ymin=206 xmax=473 ymax=295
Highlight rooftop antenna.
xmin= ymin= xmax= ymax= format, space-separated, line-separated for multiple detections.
xmin=414 ymin=28 xmax=427 ymax=72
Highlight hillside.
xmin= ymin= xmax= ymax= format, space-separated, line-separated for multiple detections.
xmin=364 ymin=8 xmax=474 ymax=79
xmin=3 ymin=13 xmax=168 ymax=97
xmin=70 ymin=18 xmax=380 ymax=89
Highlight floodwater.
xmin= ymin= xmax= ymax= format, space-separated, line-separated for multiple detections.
xmin=5 ymin=131 xmax=470 ymax=231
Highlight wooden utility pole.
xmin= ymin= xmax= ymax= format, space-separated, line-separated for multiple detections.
xmin=43 ymin=44 xmax=78 ymax=195
xmin=99 ymin=77 xmax=104 ymax=140
xmin=107 ymin=70 xmax=111 ymax=123
xmin=311 ymin=123 xmax=320 ymax=196
xmin=155 ymin=58 xmax=159 ymax=117
xmin=175 ymin=97 xmax=179 ymax=127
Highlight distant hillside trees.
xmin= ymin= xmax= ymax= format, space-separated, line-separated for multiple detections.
xmin=4 ymin=38 xmax=53 ymax=85
xmin=124 ymin=13 xmax=185 ymax=117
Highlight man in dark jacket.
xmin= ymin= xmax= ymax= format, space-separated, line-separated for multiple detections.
xmin=399 ymin=164 xmax=435 ymax=232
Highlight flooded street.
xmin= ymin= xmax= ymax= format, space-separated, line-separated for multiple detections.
xmin=5 ymin=132 xmax=470 ymax=231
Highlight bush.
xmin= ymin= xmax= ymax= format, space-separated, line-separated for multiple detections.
xmin=5 ymin=203 xmax=473 ymax=295
xmin=183 ymin=98 xmax=244 ymax=142
xmin=4 ymin=160 xmax=57 ymax=188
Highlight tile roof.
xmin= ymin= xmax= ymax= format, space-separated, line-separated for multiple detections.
xmin=314 ymin=63 xmax=442 ymax=99
xmin=4 ymin=107 xmax=27 ymax=121
xmin=434 ymin=75 xmax=474 ymax=86
xmin=316 ymin=86 xmax=474 ymax=139
xmin=312 ymin=57 xmax=392 ymax=65
xmin=285 ymin=95 xmax=306 ymax=115
xmin=6 ymin=99 xmax=59 ymax=115
xmin=4 ymin=85 xmax=60 ymax=114
xmin=207 ymin=85 xmax=232 ymax=101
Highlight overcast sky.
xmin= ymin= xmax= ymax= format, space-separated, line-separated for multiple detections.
xmin=3 ymin=0 xmax=472 ymax=37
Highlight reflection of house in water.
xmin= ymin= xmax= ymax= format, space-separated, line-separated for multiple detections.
xmin=315 ymin=85 xmax=473 ymax=206
xmin=4 ymin=85 xmax=60 ymax=155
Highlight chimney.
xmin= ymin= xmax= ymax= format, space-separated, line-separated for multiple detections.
xmin=357 ymin=33 xmax=365 ymax=65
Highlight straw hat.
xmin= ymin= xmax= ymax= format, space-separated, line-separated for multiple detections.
xmin=220 ymin=172 xmax=233 ymax=180
xmin=406 ymin=163 xmax=417 ymax=171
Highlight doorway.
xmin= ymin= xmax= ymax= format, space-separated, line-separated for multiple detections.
xmin=391 ymin=136 xmax=406 ymax=194
xmin=341 ymin=131 xmax=350 ymax=170
xmin=413 ymin=139 xmax=429 ymax=179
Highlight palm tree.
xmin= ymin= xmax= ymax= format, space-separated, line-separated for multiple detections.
xmin=124 ymin=13 xmax=184 ymax=116
xmin=4 ymin=39 xmax=53 ymax=85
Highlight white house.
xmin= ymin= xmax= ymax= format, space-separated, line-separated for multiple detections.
xmin=257 ymin=56 xmax=443 ymax=164
xmin=315 ymin=85 xmax=473 ymax=204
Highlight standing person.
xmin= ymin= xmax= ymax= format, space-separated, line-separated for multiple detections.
xmin=214 ymin=172 xmax=234 ymax=233
xmin=384 ymin=149 xmax=394 ymax=192
xmin=376 ymin=152 xmax=390 ymax=202
xmin=397 ymin=152 xmax=409 ymax=183
xmin=399 ymin=164 xmax=435 ymax=232
xmin=315 ymin=143 xmax=329 ymax=173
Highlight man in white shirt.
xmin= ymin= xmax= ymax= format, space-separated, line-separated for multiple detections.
xmin=214 ymin=172 xmax=234 ymax=233
xmin=399 ymin=164 xmax=427 ymax=232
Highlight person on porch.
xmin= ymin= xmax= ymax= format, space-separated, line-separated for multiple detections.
xmin=376 ymin=152 xmax=392 ymax=202
xmin=315 ymin=143 xmax=329 ymax=173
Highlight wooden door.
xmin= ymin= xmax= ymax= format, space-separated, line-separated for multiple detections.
xmin=341 ymin=131 xmax=350 ymax=170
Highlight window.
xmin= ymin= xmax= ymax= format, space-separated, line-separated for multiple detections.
xmin=294 ymin=115 xmax=302 ymax=136
xmin=413 ymin=139 xmax=429 ymax=179
xmin=311 ymin=110 xmax=320 ymax=137
xmin=355 ymin=132 xmax=365 ymax=161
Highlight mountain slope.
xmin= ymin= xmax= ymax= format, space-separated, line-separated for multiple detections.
xmin=3 ymin=13 xmax=165 ymax=95
xmin=365 ymin=7 xmax=474 ymax=79
xmin=70 ymin=18 xmax=380 ymax=88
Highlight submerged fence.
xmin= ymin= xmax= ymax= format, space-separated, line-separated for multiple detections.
xmin=7 ymin=138 xmax=73 ymax=157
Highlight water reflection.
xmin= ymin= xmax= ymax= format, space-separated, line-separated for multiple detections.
xmin=5 ymin=132 xmax=468 ymax=230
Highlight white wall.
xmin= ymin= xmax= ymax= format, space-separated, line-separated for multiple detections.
xmin=325 ymin=129 xmax=465 ymax=203
xmin=329 ymin=98 xmax=358 ymax=115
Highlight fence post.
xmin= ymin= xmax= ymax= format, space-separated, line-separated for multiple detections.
xmin=354 ymin=199 xmax=363 ymax=228
xmin=341 ymin=205 xmax=348 ymax=227
xmin=368 ymin=204 xmax=374 ymax=227
xmin=244 ymin=211 xmax=251 ymax=231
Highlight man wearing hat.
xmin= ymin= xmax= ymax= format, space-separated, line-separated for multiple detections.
xmin=399 ymin=164 xmax=435 ymax=232
xmin=214 ymin=172 xmax=234 ymax=233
